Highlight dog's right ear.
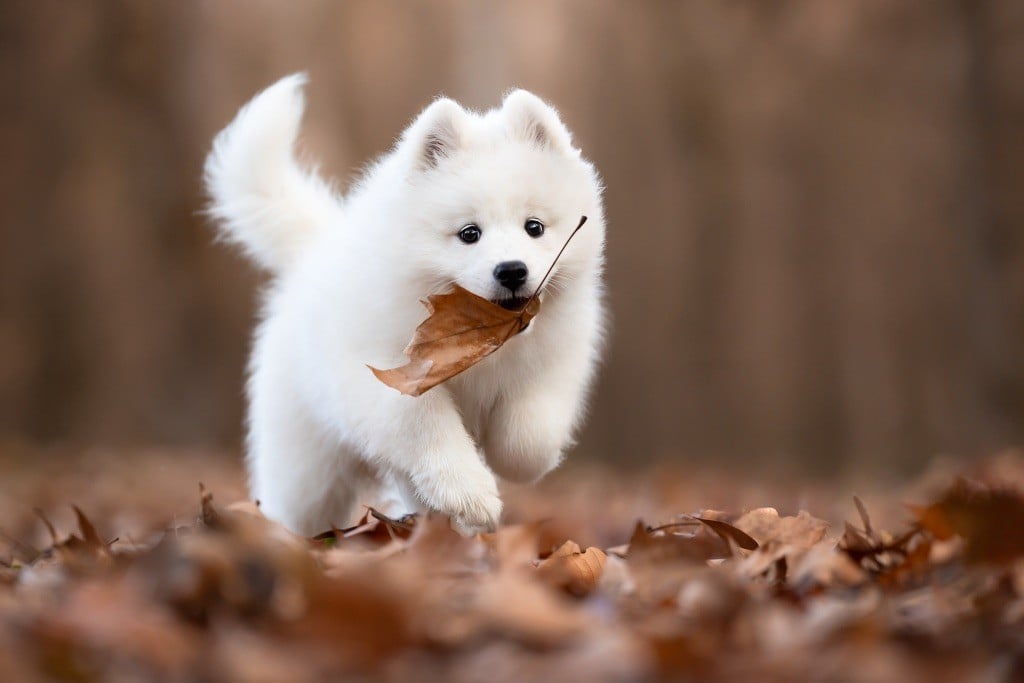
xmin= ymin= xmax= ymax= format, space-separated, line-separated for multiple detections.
xmin=402 ymin=98 xmax=467 ymax=171
xmin=502 ymin=90 xmax=575 ymax=155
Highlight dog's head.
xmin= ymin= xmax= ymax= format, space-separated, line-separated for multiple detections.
xmin=397 ymin=90 xmax=604 ymax=309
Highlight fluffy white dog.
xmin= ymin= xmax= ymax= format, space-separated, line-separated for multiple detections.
xmin=204 ymin=74 xmax=605 ymax=535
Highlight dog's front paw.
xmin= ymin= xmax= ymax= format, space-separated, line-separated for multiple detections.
xmin=413 ymin=464 xmax=502 ymax=536
xmin=448 ymin=489 xmax=503 ymax=536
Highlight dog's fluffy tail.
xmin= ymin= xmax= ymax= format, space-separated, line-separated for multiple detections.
xmin=204 ymin=73 xmax=339 ymax=273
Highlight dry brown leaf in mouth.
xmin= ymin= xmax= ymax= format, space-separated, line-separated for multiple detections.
xmin=369 ymin=216 xmax=588 ymax=396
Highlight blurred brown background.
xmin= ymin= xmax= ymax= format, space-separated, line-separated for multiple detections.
xmin=1 ymin=0 xmax=1022 ymax=476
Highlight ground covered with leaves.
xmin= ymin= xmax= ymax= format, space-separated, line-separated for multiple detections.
xmin=2 ymin=444 xmax=1024 ymax=682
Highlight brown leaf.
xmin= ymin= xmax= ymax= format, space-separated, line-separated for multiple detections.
xmin=694 ymin=517 xmax=759 ymax=551
xmin=626 ymin=521 xmax=731 ymax=565
xmin=313 ymin=507 xmax=417 ymax=550
xmin=733 ymin=508 xmax=829 ymax=548
xmin=838 ymin=496 xmax=927 ymax=584
xmin=28 ymin=577 xmax=200 ymax=676
xmin=198 ymin=483 xmax=222 ymax=529
xmin=536 ymin=540 xmax=607 ymax=596
xmin=427 ymin=571 xmax=589 ymax=648
xmin=370 ymin=216 xmax=587 ymax=396
xmin=788 ymin=543 xmax=867 ymax=589
xmin=287 ymin=565 xmax=422 ymax=665
xmin=853 ymin=495 xmax=873 ymax=536
xmin=369 ymin=285 xmax=539 ymax=397
xmin=72 ymin=505 xmax=104 ymax=549
xmin=482 ymin=521 xmax=547 ymax=570
xmin=147 ymin=505 xmax=315 ymax=623
xmin=735 ymin=509 xmax=830 ymax=581
xmin=42 ymin=506 xmax=113 ymax=569
xmin=911 ymin=478 xmax=1024 ymax=564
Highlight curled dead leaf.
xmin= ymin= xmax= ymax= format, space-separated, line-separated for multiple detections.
xmin=694 ymin=517 xmax=759 ymax=551
xmin=536 ymin=540 xmax=607 ymax=596
xmin=38 ymin=505 xmax=115 ymax=570
xmin=369 ymin=286 xmax=539 ymax=396
xmin=839 ymin=497 xmax=929 ymax=586
xmin=312 ymin=507 xmax=417 ymax=551
xmin=72 ymin=506 xmax=105 ymax=549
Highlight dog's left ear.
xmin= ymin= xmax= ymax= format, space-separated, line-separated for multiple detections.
xmin=502 ymin=90 xmax=575 ymax=155
xmin=402 ymin=97 xmax=469 ymax=171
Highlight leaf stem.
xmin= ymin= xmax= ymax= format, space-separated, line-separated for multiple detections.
xmin=517 ymin=215 xmax=588 ymax=322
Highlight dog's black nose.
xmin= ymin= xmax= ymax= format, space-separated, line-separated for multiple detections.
xmin=493 ymin=260 xmax=528 ymax=291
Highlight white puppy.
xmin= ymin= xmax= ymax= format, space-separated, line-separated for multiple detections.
xmin=204 ymin=74 xmax=605 ymax=535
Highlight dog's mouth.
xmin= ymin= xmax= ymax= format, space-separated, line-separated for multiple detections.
xmin=491 ymin=295 xmax=532 ymax=312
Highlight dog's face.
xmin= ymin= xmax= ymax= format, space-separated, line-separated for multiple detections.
xmin=400 ymin=91 xmax=604 ymax=309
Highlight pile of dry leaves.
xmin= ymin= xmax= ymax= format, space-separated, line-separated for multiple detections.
xmin=2 ymin=451 xmax=1024 ymax=682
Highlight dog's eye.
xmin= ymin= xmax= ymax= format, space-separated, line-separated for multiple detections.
xmin=458 ymin=224 xmax=481 ymax=244
xmin=524 ymin=218 xmax=545 ymax=238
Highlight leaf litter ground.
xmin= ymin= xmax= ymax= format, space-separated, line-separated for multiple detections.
xmin=2 ymin=444 xmax=1024 ymax=682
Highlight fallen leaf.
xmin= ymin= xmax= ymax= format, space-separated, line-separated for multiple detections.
xmin=198 ymin=483 xmax=223 ymax=529
xmin=72 ymin=506 xmax=104 ymax=549
xmin=287 ymin=565 xmax=422 ymax=666
xmin=695 ymin=517 xmax=759 ymax=551
xmin=838 ymin=497 xmax=928 ymax=586
xmin=735 ymin=509 xmax=830 ymax=581
xmin=482 ymin=521 xmax=547 ymax=570
xmin=911 ymin=478 xmax=1024 ymax=564
xmin=622 ymin=521 xmax=732 ymax=602
xmin=853 ymin=495 xmax=873 ymax=536
xmin=26 ymin=577 xmax=200 ymax=676
xmin=37 ymin=505 xmax=114 ymax=570
xmin=313 ymin=507 xmax=417 ymax=551
xmin=370 ymin=216 xmax=587 ymax=396
xmin=427 ymin=571 xmax=590 ymax=648
xmin=627 ymin=520 xmax=731 ymax=565
xmin=676 ymin=569 xmax=748 ymax=624
xmin=733 ymin=508 xmax=829 ymax=548
xmin=536 ymin=540 xmax=607 ymax=596
xmin=788 ymin=543 xmax=866 ymax=590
